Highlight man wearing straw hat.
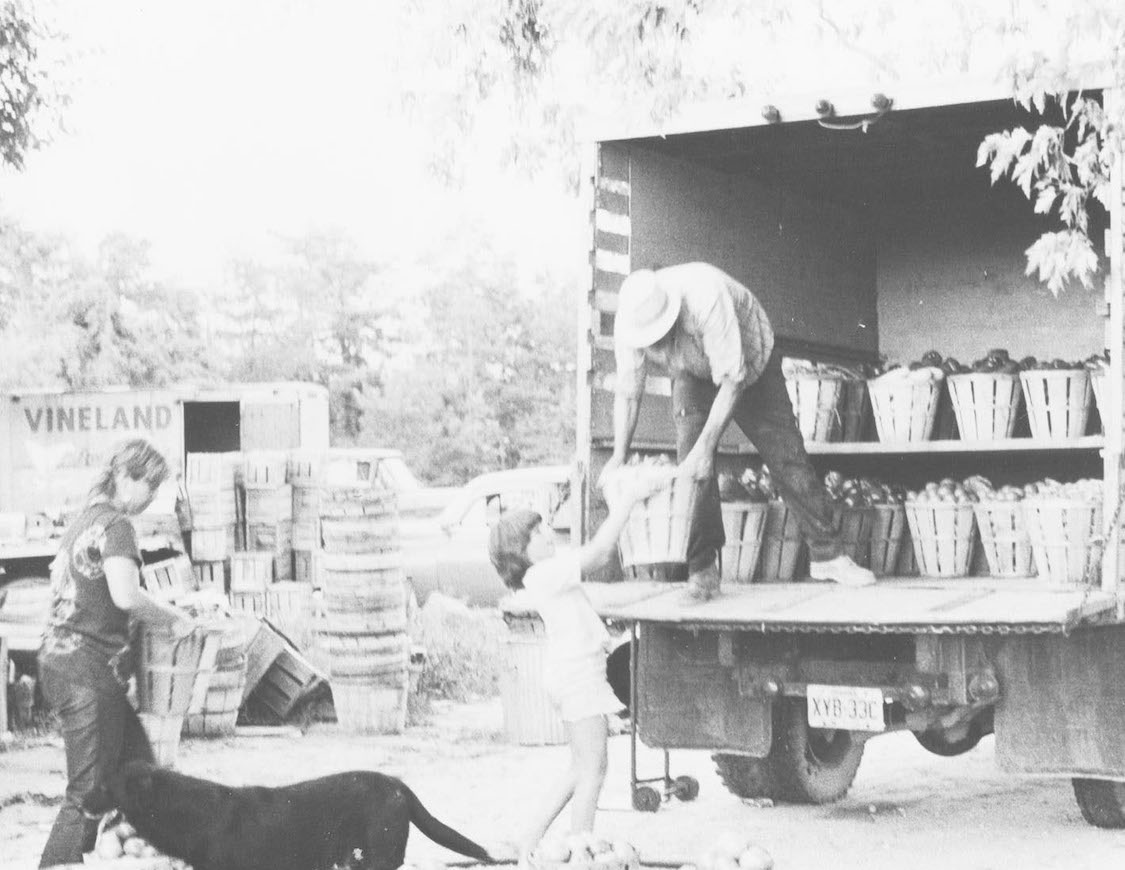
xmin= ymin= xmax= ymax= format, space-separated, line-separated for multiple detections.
xmin=599 ymin=262 xmax=875 ymax=600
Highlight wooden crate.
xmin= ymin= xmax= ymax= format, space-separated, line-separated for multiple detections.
xmin=245 ymin=485 xmax=294 ymax=525
xmin=192 ymin=559 xmax=227 ymax=592
xmin=190 ymin=524 xmax=234 ymax=561
xmin=248 ymin=637 xmax=328 ymax=719
xmin=140 ymin=556 xmax=195 ymax=598
xmin=230 ymin=551 xmax=274 ymax=592
xmin=292 ymin=548 xmax=317 ymax=584
xmin=230 ymin=590 xmax=267 ymax=618
xmin=242 ymin=450 xmax=289 ymax=489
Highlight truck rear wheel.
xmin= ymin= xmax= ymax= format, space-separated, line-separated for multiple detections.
xmin=773 ymin=698 xmax=865 ymax=804
xmin=1072 ymin=778 xmax=1125 ymax=828
xmin=712 ymin=752 xmax=777 ymax=799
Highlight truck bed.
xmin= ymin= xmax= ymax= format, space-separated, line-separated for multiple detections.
xmin=591 ymin=578 xmax=1120 ymax=635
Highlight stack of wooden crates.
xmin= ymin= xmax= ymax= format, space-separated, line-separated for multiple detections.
xmin=184 ymin=452 xmax=242 ymax=590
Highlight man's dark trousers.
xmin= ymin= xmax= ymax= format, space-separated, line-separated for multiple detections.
xmin=672 ymin=347 xmax=844 ymax=573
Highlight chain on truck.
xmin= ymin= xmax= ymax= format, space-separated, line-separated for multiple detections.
xmin=577 ymin=74 xmax=1125 ymax=827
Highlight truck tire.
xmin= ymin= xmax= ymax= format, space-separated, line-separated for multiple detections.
xmin=914 ymin=708 xmax=993 ymax=758
xmin=1072 ymin=778 xmax=1125 ymax=828
xmin=712 ymin=752 xmax=777 ymax=799
xmin=773 ymin=698 xmax=865 ymax=804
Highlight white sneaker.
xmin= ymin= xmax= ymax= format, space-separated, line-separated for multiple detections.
xmin=809 ymin=554 xmax=876 ymax=587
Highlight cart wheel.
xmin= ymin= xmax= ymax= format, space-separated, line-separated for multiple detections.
xmin=671 ymin=775 xmax=699 ymax=802
xmin=632 ymin=785 xmax=662 ymax=812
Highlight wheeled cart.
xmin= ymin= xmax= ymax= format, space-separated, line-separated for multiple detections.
xmin=625 ymin=622 xmax=699 ymax=812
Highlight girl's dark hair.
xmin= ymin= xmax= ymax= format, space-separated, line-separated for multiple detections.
xmin=488 ymin=509 xmax=542 ymax=590
xmin=89 ymin=438 xmax=171 ymax=504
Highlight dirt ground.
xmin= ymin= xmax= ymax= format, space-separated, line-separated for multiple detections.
xmin=3 ymin=697 xmax=1125 ymax=870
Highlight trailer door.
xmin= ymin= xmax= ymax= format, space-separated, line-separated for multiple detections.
xmin=241 ymin=400 xmax=300 ymax=450
xmin=183 ymin=401 xmax=241 ymax=454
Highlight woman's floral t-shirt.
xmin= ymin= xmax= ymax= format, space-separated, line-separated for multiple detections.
xmin=41 ymin=502 xmax=141 ymax=657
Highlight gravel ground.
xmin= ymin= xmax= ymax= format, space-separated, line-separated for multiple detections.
xmin=3 ymin=697 xmax=1125 ymax=870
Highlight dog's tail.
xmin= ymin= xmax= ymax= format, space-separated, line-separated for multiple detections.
xmin=406 ymin=788 xmax=493 ymax=863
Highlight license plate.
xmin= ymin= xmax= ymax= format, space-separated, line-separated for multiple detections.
xmin=806 ymin=684 xmax=886 ymax=732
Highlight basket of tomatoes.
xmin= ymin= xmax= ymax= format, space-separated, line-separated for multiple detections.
xmin=1018 ymin=356 xmax=1093 ymax=440
xmin=943 ymin=349 xmax=1024 ymax=441
xmin=904 ymin=479 xmax=981 ymax=578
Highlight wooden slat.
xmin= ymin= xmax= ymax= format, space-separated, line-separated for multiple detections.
xmin=593 ymin=579 xmax=1118 ymax=630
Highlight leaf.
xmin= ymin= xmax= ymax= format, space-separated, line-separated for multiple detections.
xmin=1033 ymin=185 xmax=1057 ymax=216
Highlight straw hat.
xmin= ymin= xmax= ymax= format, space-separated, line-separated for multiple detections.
xmin=616 ymin=269 xmax=682 ymax=349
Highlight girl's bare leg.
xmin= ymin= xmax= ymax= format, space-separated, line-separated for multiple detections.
xmin=568 ymin=715 xmax=609 ymax=835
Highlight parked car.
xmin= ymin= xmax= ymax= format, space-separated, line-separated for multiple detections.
xmin=401 ymin=465 xmax=573 ymax=608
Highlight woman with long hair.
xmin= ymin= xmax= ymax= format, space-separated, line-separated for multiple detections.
xmin=37 ymin=438 xmax=194 ymax=868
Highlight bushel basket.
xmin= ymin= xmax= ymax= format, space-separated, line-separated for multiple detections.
xmin=947 ymin=372 xmax=1023 ymax=440
xmin=606 ymin=468 xmax=698 ymax=566
xmin=867 ymin=376 xmax=942 ymax=443
xmin=1022 ymin=497 xmax=1103 ymax=586
xmin=869 ymin=503 xmax=907 ymax=576
xmin=719 ymin=501 xmax=768 ymax=583
xmin=1019 ymin=369 xmax=1092 ymax=440
xmin=905 ymin=502 xmax=976 ymax=578
xmin=973 ymin=500 xmax=1035 ymax=578
xmin=754 ymin=500 xmax=803 ymax=581
xmin=785 ymin=373 xmax=843 ymax=442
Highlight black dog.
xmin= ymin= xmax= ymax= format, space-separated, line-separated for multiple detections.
xmin=85 ymin=760 xmax=493 ymax=870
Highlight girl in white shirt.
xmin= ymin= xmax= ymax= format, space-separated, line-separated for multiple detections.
xmin=489 ymin=477 xmax=660 ymax=862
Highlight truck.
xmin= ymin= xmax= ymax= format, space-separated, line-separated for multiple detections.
xmin=0 ymin=381 xmax=330 ymax=698
xmin=578 ymin=74 xmax=1125 ymax=826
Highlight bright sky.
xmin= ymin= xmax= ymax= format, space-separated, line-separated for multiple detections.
xmin=1 ymin=0 xmax=457 ymax=286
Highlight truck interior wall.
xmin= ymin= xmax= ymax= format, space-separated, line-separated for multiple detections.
xmin=875 ymin=184 xmax=1105 ymax=365
xmin=628 ymin=146 xmax=878 ymax=355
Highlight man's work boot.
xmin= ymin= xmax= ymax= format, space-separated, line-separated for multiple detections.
xmin=684 ymin=559 xmax=721 ymax=602
xmin=809 ymin=554 xmax=876 ymax=587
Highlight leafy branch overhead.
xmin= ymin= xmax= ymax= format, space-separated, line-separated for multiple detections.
xmin=978 ymin=88 xmax=1120 ymax=296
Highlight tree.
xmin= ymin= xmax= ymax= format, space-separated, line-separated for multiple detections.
xmin=976 ymin=3 xmax=1124 ymax=295
xmin=0 ymin=0 xmax=66 ymax=170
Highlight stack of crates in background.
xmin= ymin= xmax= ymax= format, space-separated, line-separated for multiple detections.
xmin=289 ymin=450 xmax=323 ymax=584
xmin=185 ymin=452 xmax=241 ymax=591
xmin=229 ymin=551 xmax=273 ymax=617
xmin=316 ymin=450 xmax=408 ymax=733
xmin=241 ymin=451 xmax=293 ymax=582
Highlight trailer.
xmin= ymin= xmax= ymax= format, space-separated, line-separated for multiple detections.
xmin=0 ymin=380 xmax=329 ymax=729
xmin=577 ymin=75 xmax=1125 ymax=826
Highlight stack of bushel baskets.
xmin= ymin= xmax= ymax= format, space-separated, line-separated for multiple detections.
xmin=316 ymin=452 xmax=409 ymax=733
xmin=185 ymin=452 xmax=241 ymax=590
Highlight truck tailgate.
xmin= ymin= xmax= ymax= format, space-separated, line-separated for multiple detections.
xmin=592 ymin=578 xmax=1119 ymax=634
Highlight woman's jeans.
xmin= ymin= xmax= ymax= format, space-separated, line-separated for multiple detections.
xmin=37 ymin=641 xmax=153 ymax=868
xmin=673 ymin=348 xmax=844 ymax=573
